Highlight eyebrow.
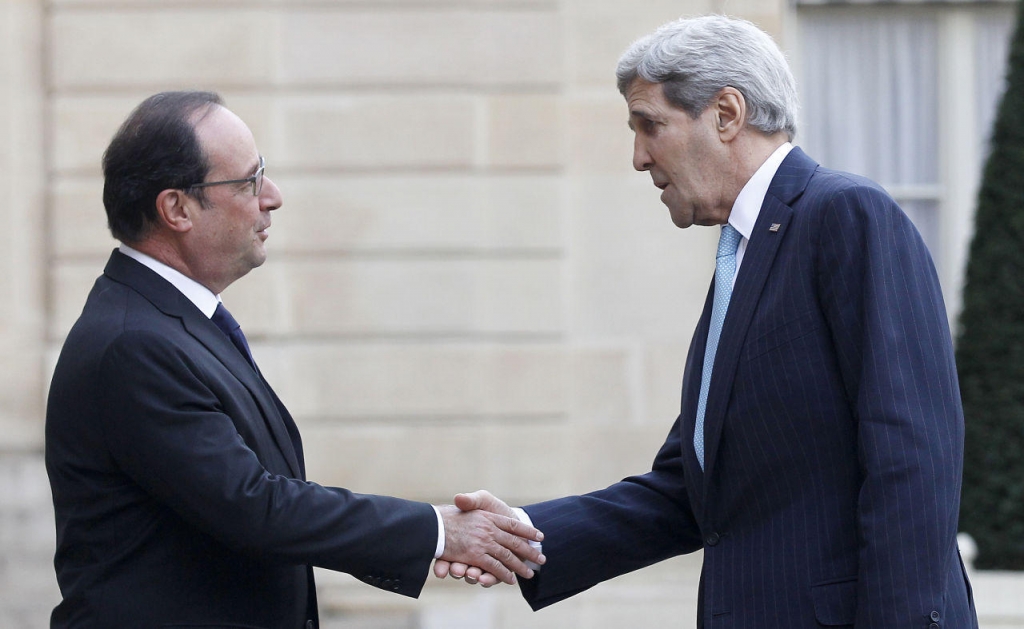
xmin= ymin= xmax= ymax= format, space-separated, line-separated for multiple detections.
xmin=627 ymin=109 xmax=657 ymax=131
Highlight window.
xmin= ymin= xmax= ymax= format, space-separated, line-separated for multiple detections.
xmin=794 ymin=2 xmax=1015 ymax=320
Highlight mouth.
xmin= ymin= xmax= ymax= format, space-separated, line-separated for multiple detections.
xmin=653 ymin=181 xmax=669 ymax=190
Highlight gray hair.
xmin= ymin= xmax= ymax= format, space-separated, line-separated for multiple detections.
xmin=616 ymin=15 xmax=799 ymax=140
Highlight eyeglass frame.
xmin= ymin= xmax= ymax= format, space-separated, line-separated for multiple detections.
xmin=187 ymin=155 xmax=265 ymax=197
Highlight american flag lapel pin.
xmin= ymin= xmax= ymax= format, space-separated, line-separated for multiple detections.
xmin=769 ymin=223 xmax=781 ymax=233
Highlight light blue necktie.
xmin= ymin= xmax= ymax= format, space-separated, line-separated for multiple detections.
xmin=695 ymin=224 xmax=742 ymax=470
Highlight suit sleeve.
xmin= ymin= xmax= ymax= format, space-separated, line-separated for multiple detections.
xmin=815 ymin=185 xmax=965 ymax=626
xmin=518 ymin=416 xmax=703 ymax=610
xmin=96 ymin=329 xmax=437 ymax=597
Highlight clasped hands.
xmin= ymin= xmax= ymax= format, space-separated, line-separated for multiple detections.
xmin=438 ymin=490 xmax=537 ymax=587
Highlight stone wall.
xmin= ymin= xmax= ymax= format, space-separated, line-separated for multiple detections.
xmin=9 ymin=1 xmax=1021 ymax=629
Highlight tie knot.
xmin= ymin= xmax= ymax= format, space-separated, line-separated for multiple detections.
xmin=211 ymin=302 xmax=241 ymax=337
xmin=717 ymin=224 xmax=741 ymax=258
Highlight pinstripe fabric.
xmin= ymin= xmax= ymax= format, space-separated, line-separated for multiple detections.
xmin=519 ymin=148 xmax=977 ymax=629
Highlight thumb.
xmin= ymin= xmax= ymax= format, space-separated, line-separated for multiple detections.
xmin=455 ymin=490 xmax=513 ymax=518
xmin=453 ymin=491 xmax=486 ymax=512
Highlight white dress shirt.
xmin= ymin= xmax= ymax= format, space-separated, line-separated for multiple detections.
xmin=726 ymin=142 xmax=793 ymax=277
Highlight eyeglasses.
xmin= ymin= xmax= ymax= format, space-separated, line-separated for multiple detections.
xmin=188 ymin=156 xmax=265 ymax=196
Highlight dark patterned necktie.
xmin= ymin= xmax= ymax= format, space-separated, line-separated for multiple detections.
xmin=211 ymin=303 xmax=257 ymax=371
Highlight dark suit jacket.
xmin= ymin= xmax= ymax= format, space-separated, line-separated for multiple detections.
xmin=45 ymin=250 xmax=438 ymax=629
xmin=519 ymin=148 xmax=978 ymax=628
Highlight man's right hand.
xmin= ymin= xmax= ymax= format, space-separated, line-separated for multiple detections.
xmin=435 ymin=490 xmax=538 ymax=587
xmin=437 ymin=491 xmax=544 ymax=586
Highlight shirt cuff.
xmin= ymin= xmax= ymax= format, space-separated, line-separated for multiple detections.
xmin=512 ymin=507 xmax=542 ymax=571
xmin=432 ymin=505 xmax=445 ymax=559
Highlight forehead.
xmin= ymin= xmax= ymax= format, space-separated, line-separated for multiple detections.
xmin=192 ymin=105 xmax=259 ymax=171
xmin=625 ymin=79 xmax=679 ymax=120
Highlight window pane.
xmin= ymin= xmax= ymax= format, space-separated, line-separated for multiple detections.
xmin=799 ymin=10 xmax=940 ymax=188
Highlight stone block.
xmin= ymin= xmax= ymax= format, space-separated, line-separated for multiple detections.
xmin=0 ymin=333 xmax=46 ymax=448
xmin=478 ymin=422 xmax=575 ymax=502
xmin=279 ymin=9 xmax=560 ymax=87
xmin=493 ymin=554 xmax=701 ymax=628
xmin=567 ymin=345 xmax=633 ymax=424
xmin=51 ymin=96 xmax=141 ymax=174
xmin=51 ymin=260 xmax=106 ymax=340
xmin=51 ymin=178 xmax=117 ymax=257
xmin=224 ymin=257 xmax=563 ymax=336
xmin=264 ymin=174 xmax=562 ymax=253
xmin=564 ymin=0 xmax=718 ymax=88
xmin=566 ymin=175 xmax=715 ymax=340
xmin=565 ymin=96 xmax=634 ymax=174
xmin=48 ymin=10 xmax=275 ymax=89
xmin=300 ymin=423 xmax=487 ymax=499
xmin=567 ymin=423 xmax=674 ymax=494
xmin=485 ymin=95 xmax=564 ymax=169
xmin=277 ymin=95 xmax=476 ymax=169
xmin=260 ymin=342 xmax=568 ymax=420
xmin=53 ymin=0 xmax=555 ymax=4
xmin=1 ymin=0 xmax=47 ymax=440
xmin=644 ymin=339 xmax=693 ymax=425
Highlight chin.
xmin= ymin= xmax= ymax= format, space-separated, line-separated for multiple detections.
xmin=667 ymin=210 xmax=694 ymax=229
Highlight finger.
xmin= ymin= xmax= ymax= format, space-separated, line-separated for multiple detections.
xmin=465 ymin=566 xmax=484 ymax=581
xmin=453 ymin=491 xmax=486 ymax=512
xmin=476 ymin=552 xmax=518 ymax=585
xmin=465 ymin=576 xmax=478 ymax=585
xmin=449 ymin=562 xmax=468 ymax=579
xmin=484 ymin=537 xmax=535 ymax=581
xmin=493 ymin=527 xmax=546 ymax=567
xmin=433 ymin=560 xmax=451 ymax=579
xmin=489 ymin=513 xmax=544 ymax=544
xmin=479 ymin=572 xmax=500 ymax=588
xmin=455 ymin=490 xmax=515 ymax=520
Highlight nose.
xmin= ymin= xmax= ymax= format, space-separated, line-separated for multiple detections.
xmin=260 ymin=175 xmax=283 ymax=212
xmin=632 ymin=135 xmax=652 ymax=172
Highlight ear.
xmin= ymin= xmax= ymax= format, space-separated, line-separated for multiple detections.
xmin=712 ymin=87 xmax=746 ymax=142
xmin=155 ymin=188 xmax=195 ymax=234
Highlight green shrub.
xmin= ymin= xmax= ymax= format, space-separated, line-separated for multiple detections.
xmin=956 ymin=0 xmax=1024 ymax=571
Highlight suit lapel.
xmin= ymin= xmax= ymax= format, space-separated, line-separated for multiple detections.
xmin=103 ymin=250 xmax=303 ymax=478
xmin=182 ymin=314 xmax=304 ymax=478
xmin=697 ymin=147 xmax=817 ymax=486
xmin=680 ymin=281 xmax=714 ymax=514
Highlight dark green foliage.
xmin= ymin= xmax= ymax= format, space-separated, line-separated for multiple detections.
xmin=956 ymin=0 xmax=1024 ymax=571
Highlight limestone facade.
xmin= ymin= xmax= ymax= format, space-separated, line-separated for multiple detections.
xmin=4 ymin=1 xmax=1017 ymax=628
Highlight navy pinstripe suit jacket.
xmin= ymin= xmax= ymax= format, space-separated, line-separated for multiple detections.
xmin=519 ymin=148 xmax=978 ymax=629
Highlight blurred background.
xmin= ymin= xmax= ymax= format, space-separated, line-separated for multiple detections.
xmin=1 ymin=0 xmax=1020 ymax=627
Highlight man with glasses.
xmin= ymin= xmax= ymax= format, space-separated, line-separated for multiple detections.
xmin=44 ymin=91 xmax=544 ymax=629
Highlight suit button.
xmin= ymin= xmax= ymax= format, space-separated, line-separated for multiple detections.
xmin=392 ymin=579 xmax=402 ymax=591
xmin=381 ymin=579 xmax=393 ymax=589
xmin=306 ymin=621 xmax=314 ymax=629
xmin=931 ymin=611 xmax=941 ymax=621
xmin=929 ymin=624 xmax=939 ymax=629
xmin=705 ymin=532 xmax=720 ymax=546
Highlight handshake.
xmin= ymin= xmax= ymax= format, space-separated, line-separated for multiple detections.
xmin=436 ymin=490 xmax=541 ymax=588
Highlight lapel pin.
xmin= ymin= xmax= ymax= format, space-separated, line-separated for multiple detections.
xmin=769 ymin=223 xmax=781 ymax=233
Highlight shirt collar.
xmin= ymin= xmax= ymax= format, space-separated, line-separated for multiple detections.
xmin=118 ymin=243 xmax=221 ymax=318
xmin=728 ymin=142 xmax=794 ymax=241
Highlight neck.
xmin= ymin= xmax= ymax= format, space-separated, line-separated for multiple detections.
xmin=717 ymin=131 xmax=789 ymax=222
xmin=127 ymin=236 xmax=226 ymax=294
